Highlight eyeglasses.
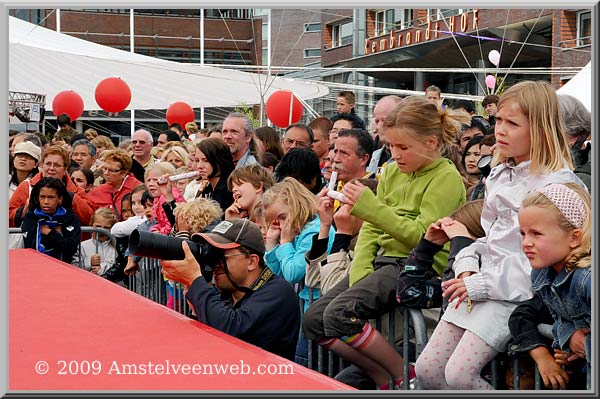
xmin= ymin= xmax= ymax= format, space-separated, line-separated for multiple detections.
xmin=131 ymin=140 xmax=147 ymax=145
xmin=283 ymin=138 xmax=309 ymax=148
xmin=43 ymin=162 xmax=65 ymax=169
xmin=102 ymin=166 xmax=123 ymax=174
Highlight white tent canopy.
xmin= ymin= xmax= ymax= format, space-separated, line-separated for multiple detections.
xmin=557 ymin=62 xmax=592 ymax=111
xmin=9 ymin=16 xmax=328 ymax=111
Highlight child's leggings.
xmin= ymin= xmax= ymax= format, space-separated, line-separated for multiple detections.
xmin=415 ymin=320 xmax=498 ymax=390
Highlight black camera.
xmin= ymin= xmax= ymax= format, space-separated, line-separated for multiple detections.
xmin=477 ymin=155 xmax=493 ymax=178
xmin=128 ymin=229 xmax=223 ymax=282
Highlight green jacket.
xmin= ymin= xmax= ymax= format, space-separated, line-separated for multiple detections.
xmin=349 ymin=158 xmax=466 ymax=286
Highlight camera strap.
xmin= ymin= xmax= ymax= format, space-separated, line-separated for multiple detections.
xmin=223 ymin=261 xmax=274 ymax=298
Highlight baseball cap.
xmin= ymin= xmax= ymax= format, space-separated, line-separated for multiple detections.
xmin=14 ymin=141 xmax=41 ymax=162
xmin=197 ymin=218 xmax=265 ymax=257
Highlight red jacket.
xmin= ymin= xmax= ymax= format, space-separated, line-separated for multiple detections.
xmin=9 ymin=172 xmax=94 ymax=227
xmin=88 ymin=173 xmax=142 ymax=220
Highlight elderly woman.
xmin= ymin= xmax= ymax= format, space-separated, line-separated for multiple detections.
xmin=88 ymin=148 xmax=142 ymax=221
xmin=558 ymin=94 xmax=591 ymax=191
xmin=9 ymin=145 xmax=94 ymax=227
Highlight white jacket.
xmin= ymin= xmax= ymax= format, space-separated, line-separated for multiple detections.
xmin=110 ymin=215 xmax=146 ymax=237
xmin=441 ymin=160 xmax=583 ymax=351
xmin=77 ymin=238 xmax=117 ymax=275
xmin=456 ymin=160 xmax=584 ymax=302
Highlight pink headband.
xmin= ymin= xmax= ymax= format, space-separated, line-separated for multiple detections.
xmin=540 ymin=184 xmax=587 ymax=229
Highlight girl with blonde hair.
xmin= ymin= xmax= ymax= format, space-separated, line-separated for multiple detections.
xmin=416 ymin=81 xmax=584 ymax=390
xmin=303 ymin=95 xmax=470 ymax=389
xmin=263 ymin=176 xmax=336 ymax=366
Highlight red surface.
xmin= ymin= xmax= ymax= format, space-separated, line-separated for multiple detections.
xmin=9 ymin=249 xmax=353 ymax=391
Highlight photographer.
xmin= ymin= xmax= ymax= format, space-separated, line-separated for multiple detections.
xmin=161 ymin=218 xmax=301 ymax=360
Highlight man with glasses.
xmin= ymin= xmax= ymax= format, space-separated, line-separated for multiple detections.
xmin=129 ymin=129 xmax=158 ymax=182
xmin=281 ymin=124 xmax=314 ymax=155
xmin=161 ymin=218 xmax=300 ymax=360
xmin=221 ymin=112 xmax=257 ymax=169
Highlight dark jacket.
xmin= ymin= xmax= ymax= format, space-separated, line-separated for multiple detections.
xmin=195 ymin=176 xmax=234 ymax=214
xmin=507 ymin=294 xmax=555 ymax=355
xmin=531 ymin=266 xmax=591 ymax=360
xmin=21 ymin=206 xmax=81 ymax=264
xmin=571 ymin=145 xmax=591 ymax=193
xmin=185 ymin=268 xmax=301 ymax=360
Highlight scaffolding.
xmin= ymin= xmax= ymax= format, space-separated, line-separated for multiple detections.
xmin=8 ymin=91 xmax=46 ymax=123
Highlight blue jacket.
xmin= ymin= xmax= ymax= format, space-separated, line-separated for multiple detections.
xmin=264 ymin=216 xmax=335 ymax=307
xmin=531 ymin=265 xmax=591 ymax=360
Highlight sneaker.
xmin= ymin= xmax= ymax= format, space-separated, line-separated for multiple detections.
xmin=395 ymin=364 xmax=417 ymax=390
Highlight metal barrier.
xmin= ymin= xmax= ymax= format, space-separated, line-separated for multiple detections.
xmin=10 ymin=226 xmax=114 ymax=271
xmin=300 ymin=285 xmax=428 ymax=390
xmin=9 ymin=228 xmax=591 ymax=391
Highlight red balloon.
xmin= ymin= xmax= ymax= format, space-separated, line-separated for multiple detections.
xmin=166 ymin=102 xmax=195 ymax=127
xmin=95 ymin=77 xmax=131 ymax=113
xmin=265 ymin=90 xmax=303 ymax=128
xmin=52 ymin=90 xmax=84 ymax=121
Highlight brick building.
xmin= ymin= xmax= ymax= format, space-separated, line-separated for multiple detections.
xmin=319 ymin=8 xmax=592 ymax=120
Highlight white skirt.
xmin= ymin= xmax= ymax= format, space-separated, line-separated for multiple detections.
xmin=441 ymin=297 xmax=518 ymax=352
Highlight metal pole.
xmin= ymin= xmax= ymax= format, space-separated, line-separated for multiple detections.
xmin=56 ymin=9 xmax=60 ymax=32
xmin=130 ymin=9 xmax=135 ymax=137
xmin=200 ymin=9 xmax=205 ymax=128
xmin=266 ymin=10 xmax=272 ymax=127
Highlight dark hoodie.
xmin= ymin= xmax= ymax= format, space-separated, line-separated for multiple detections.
xmin=21 ymin=206 xmax=81 ymax=264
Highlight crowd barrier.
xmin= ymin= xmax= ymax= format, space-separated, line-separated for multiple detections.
xmin=9 ymin=227 xmax=591 ymax=390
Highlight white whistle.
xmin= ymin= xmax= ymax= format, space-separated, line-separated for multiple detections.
xmin=158 ymin=171 xmax=200 ymax=184
xmin=328 ymin=171 xmax=338 ymax=191
xmin=169 ymin=170 xmax=200 ymax=182
xmin=327 ymin=190 xmax=347 ymax=203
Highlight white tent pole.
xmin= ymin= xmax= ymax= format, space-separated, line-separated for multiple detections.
xmin=288 ymin=92 xmax=294 ymax=126
xmin=130 ymin=9 xmax=135 ymax=137
xmin=266 ymin=10 xmax=272 ymax=127
xmin=200 ymin=9 xmax=205 ymax=129
xmin=56 ymin=9 xmax=60 ymax=32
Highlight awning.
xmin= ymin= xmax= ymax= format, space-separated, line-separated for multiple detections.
xmin=336 ymin=21 xmax=552 ymax=83
xmin=9 ymin=16 xmax=329 ymax=111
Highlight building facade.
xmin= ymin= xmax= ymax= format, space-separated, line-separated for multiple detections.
xmin=318 ymin=8 xmax=592 ymax=122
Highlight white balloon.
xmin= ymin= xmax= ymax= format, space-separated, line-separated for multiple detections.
xmin=488 ymin=50 xmax=501 ymax=66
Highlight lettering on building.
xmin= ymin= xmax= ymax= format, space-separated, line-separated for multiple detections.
xmin=364 ymin=9 xmax=479 ymax=55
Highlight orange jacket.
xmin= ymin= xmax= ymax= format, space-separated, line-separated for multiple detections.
xmin=88 ymin=173 xmax=142 ymax=220
xmin=9 ymin=172 xmax=94 ymax=227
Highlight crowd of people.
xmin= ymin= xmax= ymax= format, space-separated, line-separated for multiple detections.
xmin=8 ymin=83 xmax=592 ymax=390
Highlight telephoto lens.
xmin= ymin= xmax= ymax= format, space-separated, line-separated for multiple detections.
xmin=128 ymin=229 xmax=222 ymax=282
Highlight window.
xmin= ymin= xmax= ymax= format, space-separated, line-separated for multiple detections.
xmin=375 ymin=10 xmax=394 ymax=36
xmin=10 ymin=9 xmax=44 ymax=24
xmin=393 ymin=8 xmax=413 ymax=30
xmin=428 ymin=9 xmax=469 ymax=21
xmin=304 ymin=48 xmax=320 ymax=58
xmin=262 ymin=22 xmax=268 ymax=41
xmin=262 ymin=48 xmax=268 ymax=65
xmin=331 ymin=21 xmax=353 ymax=47
xmin=253 ymin=9 xmax=269 ymax=16
xmin=577 ymin=11 xmax=591 ymax=46
xmin=304 ymin=23 xmax=322 ymax=32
